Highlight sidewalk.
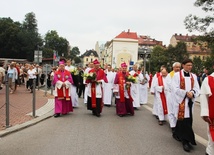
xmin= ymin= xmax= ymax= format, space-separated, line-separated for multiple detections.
xmin=0 ymin=85 xmax=54 ymax=137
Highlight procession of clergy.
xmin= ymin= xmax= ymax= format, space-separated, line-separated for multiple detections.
xmin=52 ymin=57 xmax=214 ymax=154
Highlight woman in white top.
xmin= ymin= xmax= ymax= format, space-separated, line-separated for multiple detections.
xmin=27 ymin=65 xmax=37 ymax=93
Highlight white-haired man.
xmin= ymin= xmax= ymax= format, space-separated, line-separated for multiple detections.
xmin=168 ymin=62 xmax=181 ymax=139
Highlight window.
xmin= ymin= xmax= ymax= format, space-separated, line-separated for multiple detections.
xmin=86 ymin=58 xmax=88 ymax=62
xmin=203 ymin=56 xmax=205 ymax=60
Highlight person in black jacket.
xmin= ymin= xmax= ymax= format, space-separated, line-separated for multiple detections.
xmin=77 ymin=66 xmax=85 ymax=98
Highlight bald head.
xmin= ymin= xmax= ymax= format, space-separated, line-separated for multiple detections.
xmin=161 ymin=69 xmax=168 ymax=77
xmin=160 ymin=65 xmax=166 ymax=71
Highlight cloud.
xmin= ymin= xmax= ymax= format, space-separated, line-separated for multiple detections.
xmin=1 ymin=0 xmax=208 ymax=53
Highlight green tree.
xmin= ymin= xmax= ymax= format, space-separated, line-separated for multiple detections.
xmin=203 ymin=55 xmax=214 ymax=73
xmin=184 ymin=0 xmax=214 ymax=67
xmin=149 ymin=45 xmax=167 ymax=73
xmin=43 ymin=30 xmax=69 ymax=58
xmin=0 ymin=17 xmax=26 ymax=59
xmin=184 ymin=0 xmax=214 ymax=34
xmin=166 ymin=42 xmax=189 ymax=68
xmin=23 ymin=12 xmax=38 ymax=33
xmin=22 ymin=12 xmax=42 ymax=61
xmin=69 ymin=47 xmax=80 ymax=60
xmin=192 ymin=56 xmax=203 ymax=74
xmin=73 ymin=56 xmax=81 ymax=64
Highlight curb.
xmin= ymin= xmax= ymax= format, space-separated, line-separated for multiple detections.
xmin=0 ymin=110 xmax=53 ymax=137
xmin=0 ymin=90 xmax=54 ymax=138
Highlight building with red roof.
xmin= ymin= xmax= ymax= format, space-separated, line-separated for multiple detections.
xmin=170 ymin=33 xmax=210 ymax=60
xmin=98 ymin=29 xmax=163 ymax=69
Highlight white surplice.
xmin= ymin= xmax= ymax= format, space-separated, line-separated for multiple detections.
xmin=150 ymin=73 xmax=159 ymax=115
xmin=166 ymin=72 xmax=177 ymax=128
xmin=129 ymin=70 xmax=140 ymax=108
xmin=154 ymin=75 xmax=170 ymax=121
xmin=200 ymin=73 xmax=214 ymax=155
xmin=171 ymin=69 xmax=200 ymax=119
xmin=65 ymin=65 xmax=79 ymax=107
xmin=103 ymin=71 xmax=115 ymax=105
xmin=139 ymin=72 xmax=150 ymax=104
xmin=83 ymin=67 xmax=92 ymax=104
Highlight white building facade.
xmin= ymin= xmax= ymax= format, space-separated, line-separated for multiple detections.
xmin=111 ymin=38 xmax=138 ymax=68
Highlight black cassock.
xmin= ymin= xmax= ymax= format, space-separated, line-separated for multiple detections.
xmin=174 ymin=99 xmax=196 ymax=145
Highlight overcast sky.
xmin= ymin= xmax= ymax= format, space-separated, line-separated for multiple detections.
xmin=1 ymin=0 xmax=207 ymax=54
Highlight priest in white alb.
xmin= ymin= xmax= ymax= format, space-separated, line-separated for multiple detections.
xmin=168 ymin=62 xmax=181 ymax=140
xmin=200 ymin=61 xmax=214 ymax=155
xmin=150 ymin=65 xmax=166 ymax=118
xmin=171 ymin=59 xmax=200 ymax=152
xmin=154 ymin=68 xmax=170 ymax=125
xmin=103 ymin=64 xmax=115 ymax=106
xmin=139 ymin=66 xmax=150 ymax=105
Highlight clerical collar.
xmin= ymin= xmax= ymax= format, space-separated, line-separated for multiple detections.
xmin=183 ymin=70 xmax=190 ymax=77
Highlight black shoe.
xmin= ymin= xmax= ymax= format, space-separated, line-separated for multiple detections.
xmin=96 ymin=113 xmax=101 ymax=117
xmin=158 ymin=121 xmax=163 ymax=126
xmin=118 ymin=114 xmax=123 ymax=117
xmin=54 ymin=113 xmax=60 ymax=118
xmin=172 ymin=133 xmax=181 ymax=141
xmin=205 ymin=152 xmax=209 ymax=155
xmin=171 ymin=127 xmax=175 ymax=133
xmin=183 ymin=143 xmax=191 ymax=152
xmin=155 ymin=115 xmax=159 ymax=119
xmin=134 ymin=107 xmax=138 ymax=110
xmin=187 ymin=143 xmax=193 ymax=150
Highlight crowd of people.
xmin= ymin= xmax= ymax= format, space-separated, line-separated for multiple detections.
xmin=1 ymin=58 xmax=214 ymax=154
xmin=0 ymin=62 xmax=49 ymax=93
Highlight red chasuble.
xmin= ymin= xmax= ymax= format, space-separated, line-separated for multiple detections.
xmin=158 ymin=75 xmax=168 ymax=115
xmin=88 ymin=68 xmax=108 ymax=108
xmin=55 ymin=70 xmax=71 ymax=100
xmin=208 ymin=76 xmax=214 ymax=141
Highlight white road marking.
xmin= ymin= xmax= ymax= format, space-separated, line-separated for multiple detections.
xmin=143 ymin=104 xmax=208 ymax=147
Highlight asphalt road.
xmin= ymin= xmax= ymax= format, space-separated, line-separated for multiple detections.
xmin=0 ymin=95 xmax=207 ymax=155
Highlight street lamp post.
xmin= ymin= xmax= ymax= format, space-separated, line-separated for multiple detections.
xmin=139 ymin=47 xmax=151 ymax=75
xmin=102 ymin=58 xmax=104 ymax=67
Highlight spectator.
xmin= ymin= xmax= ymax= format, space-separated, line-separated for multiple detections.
xmin=0 ymin=62 xmax=5 ymax=90
xmin=77 ymin=66 xmax=85 ymax=98
xmin=202 ymin=67 xmax=209 ymax=81
xmin=27 ymin=65 xmax=37 ymax=93
xmin=7 ymin=63 xmax=18 ymax=94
